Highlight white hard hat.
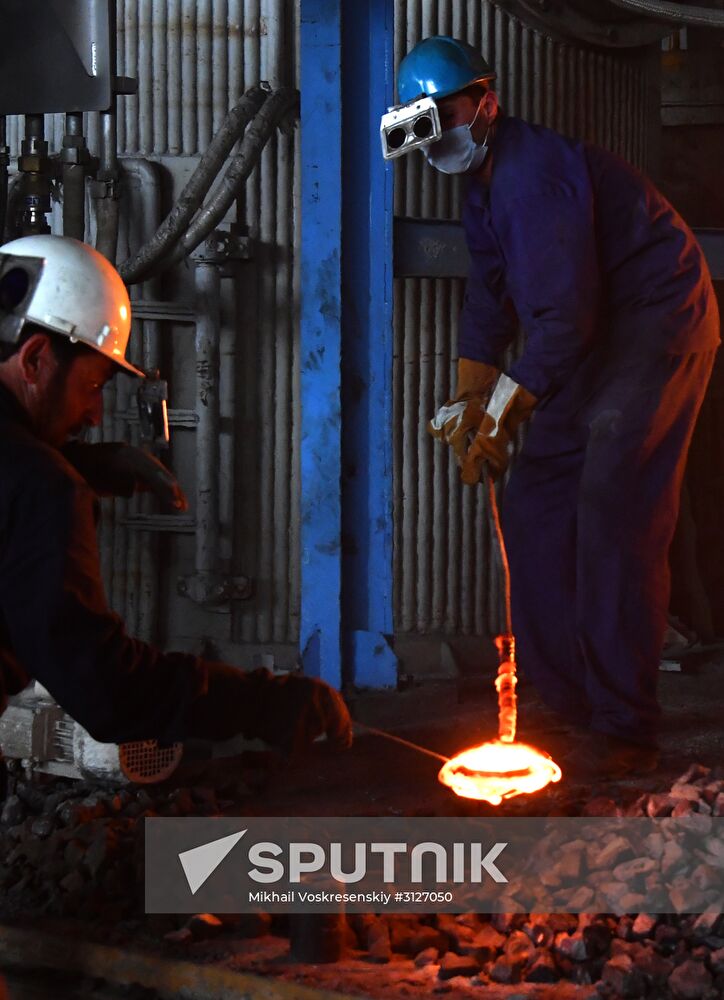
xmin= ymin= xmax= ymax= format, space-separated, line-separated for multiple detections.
xmin=0 ymin=235 xmax=144 ymax=377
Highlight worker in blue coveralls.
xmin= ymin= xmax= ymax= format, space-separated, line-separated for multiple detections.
xmin=392 ymin=37 xmax=720 ymax=779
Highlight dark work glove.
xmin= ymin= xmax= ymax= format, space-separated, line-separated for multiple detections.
xmin=113 ymin=445 xmax=188 ymax=512
xmin=265 ymin=672 xmax=354 ymax=754
xmin=63 ymin=442 xmax=188 ymax=512
xmin=188 ymin=664 xmax=353 ymax=753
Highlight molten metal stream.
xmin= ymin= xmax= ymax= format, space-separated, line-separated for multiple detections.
xmin=438 ymin=475 xmax=562 ymax=805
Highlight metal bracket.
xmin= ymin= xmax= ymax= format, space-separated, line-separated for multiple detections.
xmin=177 ymin=572 xmax=253 ymax=606
xmin=121 ymin=514 xmax=196 ymax=533
xmin=114 ymin=76 xmax=139 ymax=96
xmin=89 ymin=177 xmax=119 ymax=200
xmin=123 ymin=407 xmax=199 ymax=428
xmin=190 ymin=225 xmax=254 ymax=265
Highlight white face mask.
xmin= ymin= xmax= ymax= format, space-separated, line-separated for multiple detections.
xmin=424 ymin=101 xmax=489 ymax=175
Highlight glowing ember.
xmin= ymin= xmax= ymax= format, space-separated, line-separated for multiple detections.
xmin=438 ymin=739 xmax=562 ymax=805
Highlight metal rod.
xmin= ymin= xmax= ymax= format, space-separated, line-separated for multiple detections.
xmin=96 ymin=101 xmax=120 ymax=263
xmin=24 ymin=114 xmax=44 ymax=142
xmin=353 ymin=721 xmax=450 ymax=764
xmin=486 ymin=472 xmax=511 ymax=636
xmin=62 ymin=113 xmax=86 ymax=241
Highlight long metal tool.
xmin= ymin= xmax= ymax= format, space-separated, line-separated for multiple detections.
xmin=353 ymin=721 xmax=450 ymax=764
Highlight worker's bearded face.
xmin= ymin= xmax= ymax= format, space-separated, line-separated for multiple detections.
xmin=33 ymin=349 xmax=114 ymax=448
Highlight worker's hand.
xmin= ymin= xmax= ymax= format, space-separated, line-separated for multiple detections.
xmin=263 ymin=674 xmax=353 ymax=754
xmin=460 ymin=374 xmax=537 ymax=484
xmin=189 ymin=665 xmax=353 ymax=753
xmin=459 ymin=412 xmax=512 ymax=481
xmin=427 ymin=359 xmax=498 ymax=460
xmin=113 ymin=445 xmax=188 ymax=512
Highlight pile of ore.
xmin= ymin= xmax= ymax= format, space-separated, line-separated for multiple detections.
xmin=0 ymin=778 xmax=223 ymax=921
xmin=0 ymin=764 xmax=722 ymax=1000
xmin=345 ymin=910 xmax=724 ymax=998
xmin=491 ymin=764 xmax=724 ymax=917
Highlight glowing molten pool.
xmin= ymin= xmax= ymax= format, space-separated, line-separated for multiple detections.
xmin=438 ymin=739 xmax=562 ymax=805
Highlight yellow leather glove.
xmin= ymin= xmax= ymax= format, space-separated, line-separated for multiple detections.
xmin=460 ymin=374 xmax=537 ymax=483
xmin=428 ymin=359 xmax=499 ymax=461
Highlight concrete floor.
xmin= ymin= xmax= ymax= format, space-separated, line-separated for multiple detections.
xmin=2 ymin=654 xmax=721 ymax=999
xmin=175 ymin=649 xmax=724 ymax=818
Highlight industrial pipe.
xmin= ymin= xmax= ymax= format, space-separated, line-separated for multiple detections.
xmin=192 ymin=260 xmax=222 ymax=594
xmin=19 ymin=115 xmax=51 ymax=235
xmin=104 ymin=158 xmax=164 ymax=640
xmin=119 ymin=85 xmax=270 ymax=285
xmin=167 ymin=87 xmax=299 ymax=266
xmin=61 ymin=113 xmax=87 ymax=241
xmin=608 ymin=0 xmax=724 ymax=26
xmin=4 ymin=173 xmax=23 ymax=242
xmin=0 ymin=117 xmax=8 ymax=245
xmin=94 ymin=102 xmax=120 ymax=263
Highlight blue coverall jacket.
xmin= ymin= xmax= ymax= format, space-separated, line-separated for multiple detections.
xmin=458 ymin=115 xmax=720 ymax=745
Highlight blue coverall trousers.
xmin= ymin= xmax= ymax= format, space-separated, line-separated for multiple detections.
xmin=503 ymin=342 xmax=717 ymax=747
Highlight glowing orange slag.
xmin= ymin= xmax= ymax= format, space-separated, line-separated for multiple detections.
xmin=438 ymin=739 xmax=562 ymax=805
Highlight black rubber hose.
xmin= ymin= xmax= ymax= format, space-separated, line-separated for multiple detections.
xmin=166 ymin=87 xmax=299 ymax=267
xmin=62 ymin=163 xmax=85 ymax=241
xmin=119 ymin=85 xmax=271 ymax=284
xmin=609 ymin=0 xmax=724 ymax=26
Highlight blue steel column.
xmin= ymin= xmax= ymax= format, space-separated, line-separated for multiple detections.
xmin=341 ymin=0 xmax=398 ymax=687
xmin=299 ymin=1 xmax=343 ymax=686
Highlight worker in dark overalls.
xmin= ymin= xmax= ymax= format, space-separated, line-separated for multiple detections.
xmin=392 ymin=37 xmax=720 ymax=778
xmin=0 ymin=235 xmax=352 ymax=753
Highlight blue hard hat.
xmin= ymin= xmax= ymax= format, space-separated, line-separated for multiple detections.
xmin=397 ymin=36 xmax=496 ymax=105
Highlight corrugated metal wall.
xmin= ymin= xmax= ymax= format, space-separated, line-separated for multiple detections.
xmin=6 ymin=0 xmax=300 ymax=651
xmin=4 ymin=1 xmax=658 ymax=653
xmin=393 ymin=0 xmax=657 ymax=636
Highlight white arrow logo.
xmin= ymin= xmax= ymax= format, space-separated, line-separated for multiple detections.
xmin=481 ymin=842 xmax=508 ymax=883
xmin=179 ymin=830 xmax=247 ymax=895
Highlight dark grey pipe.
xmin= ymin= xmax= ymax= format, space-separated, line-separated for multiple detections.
xmin=95 ymin=103 xmax=120 ymax=263
xmin=19 ymin=115 xmax=51 ymax=235
xmin=99 ymin=105 xmax=118 ymax=177
xmin=24 ymin=115 xmax=44 ymax=142
xmin=119 ymin=85 xmax=270 ymax=285
xmin=4 ymin=173 xmax=22 ymax=241
xmin=609 ymin=0 xmax=724 ymax=26
xmin=167 ymin=87 xmax=299 ymax=266
xmin=0 ymin=117 xmax=8 ymax=245
xmin=62 ymin=113 xmax=86 ymax=241
xmin=193 ymin=260 xmax=222 ymax=583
